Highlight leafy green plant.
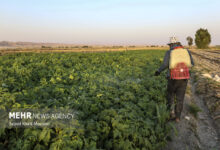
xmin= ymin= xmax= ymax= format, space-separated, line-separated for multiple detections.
xmin=188 ymin=103 xmax=202 ymax=118
xmin=0 ymin=50 xmax=171 ymax=150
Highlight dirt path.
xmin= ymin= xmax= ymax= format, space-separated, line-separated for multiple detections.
xmin=190 ymin=80 xmax=219 ymax=150
xmin=163 ymin=79 xmax=220 ymax=150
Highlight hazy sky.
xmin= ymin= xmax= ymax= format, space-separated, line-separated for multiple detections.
xmin=0 ymin=0 xmax=219 ymax=45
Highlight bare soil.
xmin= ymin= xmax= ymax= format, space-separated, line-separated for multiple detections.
xmin=191 ymin=49 xmax=220 ymax=129
xmin=190 ymin=49 xmax=220 ymax=76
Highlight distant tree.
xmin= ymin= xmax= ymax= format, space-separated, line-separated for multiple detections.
xmin=41 ymin=46 xmax=52 ymax=49
xmin=195 ymin=28 xmax=211 ymax=49
xmin=186 ymin=36 xmax=193 ymax=47
xmin=82 ymin=46 xmax=89 ymax=48
xmin=112 ymin=46 xmax=123 ymax=48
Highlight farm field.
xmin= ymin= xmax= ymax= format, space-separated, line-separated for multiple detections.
xmin=0 ymin=50 xmax=172 ymax=150
xmin=1 ymin=0 xmax=220 ymax=149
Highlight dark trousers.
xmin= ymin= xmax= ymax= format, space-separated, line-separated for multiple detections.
xmin=167 ymin=79 xmax=188 ymax=118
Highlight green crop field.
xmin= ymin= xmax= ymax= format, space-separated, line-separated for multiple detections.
xmin=0 ymin=50 xmax=172 ymax=150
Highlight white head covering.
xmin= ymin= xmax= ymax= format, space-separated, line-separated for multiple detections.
xmin=168 ymin=37 xmax=179 ymax=44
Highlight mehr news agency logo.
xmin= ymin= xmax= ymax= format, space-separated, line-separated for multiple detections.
xmin=8 ymin=111 xmax=75 ymax=127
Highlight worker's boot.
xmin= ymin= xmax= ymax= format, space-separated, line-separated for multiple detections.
xmin=175 ymin=117 xmax=180 ymax=123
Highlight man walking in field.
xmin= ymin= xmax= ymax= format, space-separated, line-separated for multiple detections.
xmin=154 ymin=37 xmax=194 ymax=122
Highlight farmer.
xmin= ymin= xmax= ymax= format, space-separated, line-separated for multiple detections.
xmin=154 ymin=37 xmax=194 ymax=122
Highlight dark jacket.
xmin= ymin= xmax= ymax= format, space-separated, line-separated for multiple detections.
xmin=157 ymin=46 xmax=194 ymax=78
